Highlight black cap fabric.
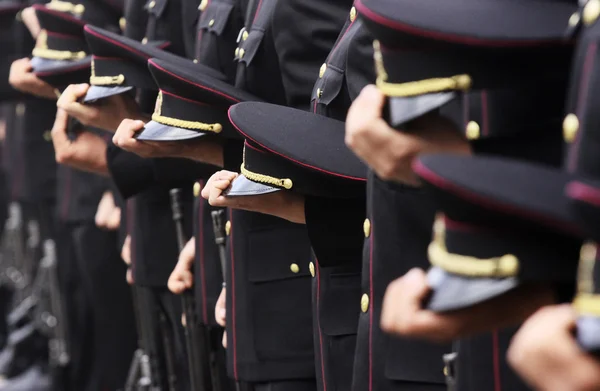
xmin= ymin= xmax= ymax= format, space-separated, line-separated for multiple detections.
xmin=225 ymin=102 xmax=367 ymax=198
xmin=135 ymin=58 xmax=261 ymax=141
xmin=82 ymin=25 xmax=226 ymax=102
xmin=413 ymin=154 xmax=582 ymax=312
xmin=357 ymin=0 xmax=575 ymax=129
xmin=357 ymin=0 xmax=577 ymax=46
xmin=30 ymin=5 xmax=92 ymax=87
xmin=44 ymin=0 xmax=121 ymax=29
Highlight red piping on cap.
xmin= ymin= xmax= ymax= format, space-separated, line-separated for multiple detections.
xmin=33 ymin=4 xmax=85 ymax=25
xmin=84 ymin=25 xmax=170 ymax=59
xmin=228 ymin=109 xmax=366 ymax=182
xmin=160 ymin=89 xmax=211 ymax=107
xmin=149 ymin=59 xmax=240 ymax=103
xmin=412 ymin=159 xmax=580 ymax=235
xmin=355 ymin=0 xmax=569 ymax=48
xmin=34 ymin=62 xmax=91 ymax=76
xmin=566 ymin=181 xmax=600 ymax=208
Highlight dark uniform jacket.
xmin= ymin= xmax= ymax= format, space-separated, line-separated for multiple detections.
xmin=302 ymin=15 xmax=373 ymax=391
xmin=222 ymin=0 xmax=353 ymax=383
xmin=186 ymin=0 xmax=246 ymax=327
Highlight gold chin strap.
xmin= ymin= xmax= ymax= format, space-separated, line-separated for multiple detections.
xmin=372 ymin=40 xmax=472 ymax=98
xmin=32 ymin=30 xmax=87 ymax=61
xmin=240 ymin=163 xmax=293 ymax=190
xmin=32 ymin=47 xmax=86 ymax=61
xmin=239 ymin=145 xmax=292 ymax=189
xmin=573 ymin=242 xmax=599 ymax=315
xmin=46 ymin=0 xmax=85 ymax=15
xmin=151 ymin=91 xmax=223 ymax=133
xmin=89 ymin=59 xmax=125 ymax=86
xmin=574 ymin=293 xmax=600 ymax=316
xmin=427 ymin=218 xmax=520 ymax=278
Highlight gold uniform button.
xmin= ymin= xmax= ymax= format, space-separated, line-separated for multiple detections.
xmin=465 ymin=121 xmax=480 ymax=140
xmin=290 ymin=263 xmax=300 ymax=273
xmin=234 ymin=47 xmax=240 ymax=57
xmin=141 ymin=37 xmax=148 ymax=44
xmin=569 ymin=11 xmax=581 ymax=27
xmin=16 ymin=103 xmax=25 ymax=117
xmin=225 ymin=220 xmax=231 ymax=236
xmin=309 ymin=262 xmax=315 ymax=277
xmin=363 ymin=218 xmax=371 ymax=238
xmin=584 ymin=0 xmax=600 ymax=25
xmin=443 ymin=366 xmax=449 ymax=377
xmin=319 ymin=63 xmax=327 ymax=78
xmin=350 ymin=6 xmax=357 ymax=22
xmin=193 ymin=182 xmax=201 ymax=197
xmin=193 ymin=59 xmax=198 ymax=63
xmin=198 ymin=0 xmax=208 ymax=11
xmin=43 ymin=131 xmax=52 ymax=142
xmin=563 ymin=113 xmax=579 ymax=143
xmin=148 ymin=0 xmax=156 ymax=8
xmin=238 ymin=48 xmax=245 ymax=58
xmin=242 ymin=30 xmax=249 ymax=41
xmin=119 ymin=17 xmax=126 ymax=31
xmin=361 ymin=293 xmax=369 ymax=313
xmin=208 ymin=19 xmax=215 ymax=27
xmin=73 ymin=4 xmax=85 ymax=14
xmin=316 ymin=88 xmax=322 ymax=98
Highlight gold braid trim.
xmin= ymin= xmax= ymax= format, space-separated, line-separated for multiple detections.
xmin=240 ymin=163 xmax=293 ymax=190
xmin=32 ymin=47 xmax=86 ymax=61
xmin=46 ymin=0 xmax=85 ymax=15
xmin=574 ymin=293 xmax=600 ymax=316
xmin=151 ymin=113 xmax=223 ymax=133
xmin=372 ymin=40 xmax=472 ymax=97
xmin=427 ymin=227 xmax=519 ymax=278
xmin=90 ymin=59 xmax=125 ymax=86
xmin=151 ymin=92 xmax=222 ymax=132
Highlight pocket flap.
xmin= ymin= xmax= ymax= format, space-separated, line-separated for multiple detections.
xmin=198 ymin=1 xmax=234 ymax=35
xmin=238 ymin=29 xmax=264 ymax=67
xmin=312 ymin=67 xmax=345 ymax=106
xmin=146 ymin=0 xmax=168 ymax=18
xmin=247 ymin=224 xmax=312 ymax=282
xmin=319 ymin=267 xmax=361 ymax=336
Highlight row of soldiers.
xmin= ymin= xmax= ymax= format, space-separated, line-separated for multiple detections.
xmin=0 ymin=0 xmax=597 ymax=390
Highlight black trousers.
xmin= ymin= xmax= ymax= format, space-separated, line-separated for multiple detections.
xmin=247 ymin=379 xmax=317 ymax=391
xmin=56 ymin=221 xmax=137 ymax=391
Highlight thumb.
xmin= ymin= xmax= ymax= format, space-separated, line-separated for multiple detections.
xmin=51 ymin=109 xmax=70 ymax=140
xmin=346 ymin=84 xmax=385 ymax=124
xmin=403 ymin=268 xmax=430 ymax=301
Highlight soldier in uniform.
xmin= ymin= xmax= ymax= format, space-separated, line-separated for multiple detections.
xmin=112 ymin=0 xmax=359 ymax=389
xmin=8 ymin=2 xmax=140 ymax=390
xmin=344 ymin=0 xmax=579 ymax=390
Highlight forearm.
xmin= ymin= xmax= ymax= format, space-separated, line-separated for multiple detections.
xmin=228 ymin=191 xmax=306 ymax=224
xmin=181 ymin=139 xmax=224 ymax=167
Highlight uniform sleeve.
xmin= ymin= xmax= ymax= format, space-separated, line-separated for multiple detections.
xmin=304 ymin=195 xmax=366 ymax=268
xmin=106 ymin=141 xmax=156 ymax=199
xmin=273 ymin=0 xmax=353 ymax=110
xmin=345 ymin=22 xmax=375 ymax=101
xmin=152 ymin=158 xmax=220 ymax=186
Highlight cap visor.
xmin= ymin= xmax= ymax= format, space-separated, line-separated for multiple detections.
xmin=136 ymin=121 xmax=208 ymax=141
xmin=225 ymin=174 xmax=280 ymax=197
xmin=389 ymin=92 xmax=455 ymax=128
xmin=83 ymin=85 xmax=133 ymax=103
xmin=425 ymin=266 xmax=519 ymax=312
xmin=30 ymin=57 xmax=68 ymax=72
xmin=577 ymin=316 xmax=600 ymax=354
